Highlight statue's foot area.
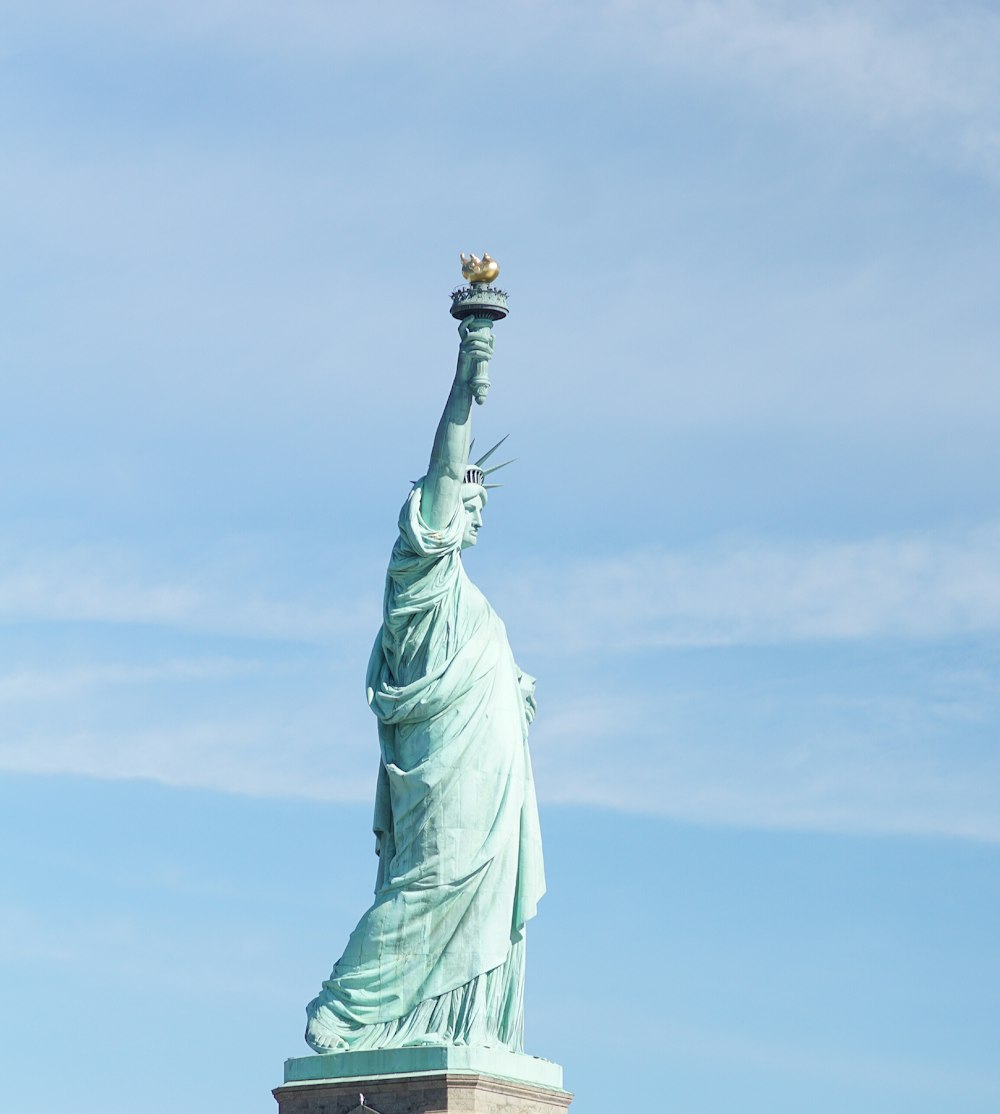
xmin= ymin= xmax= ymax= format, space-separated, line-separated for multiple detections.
xmin=304 ymin=938 xmax=525 ymax=1055
xmin=305 ymin=1001 xmax=349 ymax=1053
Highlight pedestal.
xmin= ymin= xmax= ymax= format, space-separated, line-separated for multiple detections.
xmin=274 ymin=1048 xmax=572 ymax=1114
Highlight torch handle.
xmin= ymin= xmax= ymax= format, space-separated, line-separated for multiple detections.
xmin=462 ymin=315 xmax=494 ymax=405
xmin=470 ymin=359 xmax=491 ymax=405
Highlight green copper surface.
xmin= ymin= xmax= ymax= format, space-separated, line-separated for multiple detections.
xmin=284 ymin=1048 xmax=563 ymax=1090
xmin=304 ymin=286 xmax=544 ymax=1057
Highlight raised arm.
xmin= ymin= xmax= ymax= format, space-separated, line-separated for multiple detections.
xmin=421 ymin=319 xmax=494 ymax=529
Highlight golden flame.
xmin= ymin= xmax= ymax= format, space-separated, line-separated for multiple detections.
xmin=460 ymin=252 xmax=500 ymax=284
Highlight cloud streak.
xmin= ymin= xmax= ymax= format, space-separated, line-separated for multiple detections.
xmin=0 ymin=658 xmax=268 ymax=703
xmin=504 ymin=522 xmax=1000 ymax=652
xmin=533 ymin=712 xmax=1000 ymax=843
xmin=3 ymin=675 xmax=996 ymax=842
xmin=2 ymin=527 xmax=998 ymax=843
xmin=20 ymin=1 xmax=1000 ymax=177
xmin=6 ymin=523 xmax=1000 ymax=648
xmin=5 ymin=523 xmax=1000 ymax=657
xmin=0 ymin=540 xmax=374 ymax=643
xmin=0 ymin=718 xmax=376 ymax=802
xmin=628 ymin=0 xmax=1000 ymax=140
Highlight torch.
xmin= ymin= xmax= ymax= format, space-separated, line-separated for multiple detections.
xmin=450 ymin=252 xmax=509 ymax=405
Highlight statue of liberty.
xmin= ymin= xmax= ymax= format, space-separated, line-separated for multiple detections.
xmin=304 ymin=258 xmax=546 ymax=1055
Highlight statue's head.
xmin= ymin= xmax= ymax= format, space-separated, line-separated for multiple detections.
xmin=455 ymin=437 xmax=514 ymax=551
xmin=461 ymin=484 xmax=486 ymax=549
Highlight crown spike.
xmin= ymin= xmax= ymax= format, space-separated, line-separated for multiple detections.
xmin=483 ymin=458 xmax=516 ymax=476
xmin=474 ymin=434 xmax=510 ymax=468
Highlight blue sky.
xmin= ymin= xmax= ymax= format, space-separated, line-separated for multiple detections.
xmin=2 ymin=2 xmax=999 ymax=1111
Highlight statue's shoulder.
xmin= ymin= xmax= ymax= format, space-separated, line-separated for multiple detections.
xmin=389 ymin=486 xmax=464 ymax=566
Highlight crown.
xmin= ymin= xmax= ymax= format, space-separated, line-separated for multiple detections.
xmin=465 ymin=435 xmax=514 ymax=490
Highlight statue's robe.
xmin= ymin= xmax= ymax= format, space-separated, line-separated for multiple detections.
xmin=305 ymin=483 xmax=545 ymax=1051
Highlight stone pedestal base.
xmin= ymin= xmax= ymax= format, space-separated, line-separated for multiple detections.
xmin=274 ymin=1049 xmax=571 ymax=1114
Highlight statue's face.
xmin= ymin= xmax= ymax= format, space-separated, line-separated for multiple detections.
xmin=461 ymin=494 xmax=485 ymax=549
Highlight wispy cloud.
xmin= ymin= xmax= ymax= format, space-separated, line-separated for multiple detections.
xmin=20 ymin=1 xmax=1000 ymax=177
xmin=0 ymin=658 xmax=267 ymax=703
xmin=529 ymin=686 xmax=1000 ymax=842
xmin=0 ymin=541 xmax=373 ymax=643
xmin=621 ymin=0 xmax=1000 ymax=155
xmin=504 ymin=523 xmax=1000 ymax=652
xmin=6 ymin=524 xmax=1000 ymax=648
xmin=580 ymin=1 xmax=1000 ymax=177
xmin=623 ymin=1012 xmax=1000 ymax=1101
xmin=3 ymin=677 xmax=996 ymax=842
xmin=2 ymin=525 xmax=998 ymax=841
xmin=0 ymin=718 xmax=376 ymax=802
xmin=0 ymin=906 xmax=79 ymax=964
xmin=0 ymin=902 xmax=293 ymax=1002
